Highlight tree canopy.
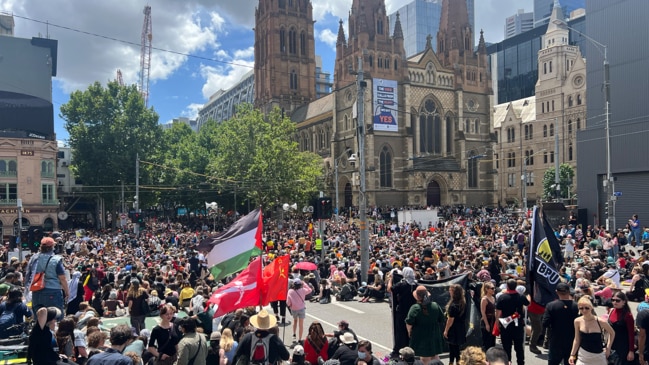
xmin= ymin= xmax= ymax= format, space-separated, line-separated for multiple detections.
xmin=542 ymin=163 xmax=575 ymax=201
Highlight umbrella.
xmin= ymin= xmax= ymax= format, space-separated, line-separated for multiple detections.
xmin=295 ymin=261 xmax=317 ymax=271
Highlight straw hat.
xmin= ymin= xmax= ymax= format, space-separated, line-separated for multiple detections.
xmin=249 ymin=309 xmax=277 ymax=330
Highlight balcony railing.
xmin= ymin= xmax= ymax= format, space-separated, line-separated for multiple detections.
xmin=0 ymin=199 xmax=18 ymax=206
xmin=41 ymin=171 xmax=55 ymax=179
xmin=42 ymin=199 xmax=59 ymax=206
xmin=0 ymin=171 xmax=17 ymax=178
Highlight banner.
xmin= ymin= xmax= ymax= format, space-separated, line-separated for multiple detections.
xmin=391 ymin=273 xmax=482 ymax=349
xmin=527 ymin=206 xmax=564 ymax=306
xmin=373 ymin=78 xmax=398 ymax=132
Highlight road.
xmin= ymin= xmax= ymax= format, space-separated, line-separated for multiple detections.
xmin=102 ymin=297 xmax=642 ymax=365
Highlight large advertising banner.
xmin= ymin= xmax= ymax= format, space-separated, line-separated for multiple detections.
xmin=372 ymin=78 xmax=398 ymax=132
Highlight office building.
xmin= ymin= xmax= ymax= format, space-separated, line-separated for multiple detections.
xmin=197 ymin=70 xmax=255 ymax=129
xmin=162 ymin=117 xmax=199 ymax=132
xmin=534 ymin=0 xmax=585 ymax=27
xmin=504 ymin=9 xmax=534 ymax=39
xmin=577 ymin=0 xmax=649 ymax=229
xmin=0 ymin=34 xmax=59 ymax=241
xmin=487 ymin=14 xmax=585 ymax=105
xmin=315 ymin=56 xmax=333 ymax=99
xmin=0 ymin=14 xmax=14 ymax=36
xmin=388 ymin=0 xmax=475 ymax=58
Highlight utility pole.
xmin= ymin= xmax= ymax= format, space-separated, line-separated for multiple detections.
xmin=355 ymin=55 xmax=369 ymax=284
xmin=554 ymin=117 xmax=560 ymax=201
xmin=334 ymin=160 xmax=339 ymax=223
xmin=17 ymin=199 xmax=22 ymax=260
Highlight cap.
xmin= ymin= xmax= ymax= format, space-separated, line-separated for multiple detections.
xmin=556 ymin=282 xmax=571 ymax=293
xmin=399 ymin=347 xmax=415 ymax=359
xmin=41 ymin=237 xmax=56 ymax=247
xmin=0 ymin=283 xmax=10 ymax=296
xmin=292 ymin=345 xmax=304 ymax=356
xmin=165 ymin=288 xmax=173 ymax=296
xmin=210 ymin=331 xmax=221 ymax=341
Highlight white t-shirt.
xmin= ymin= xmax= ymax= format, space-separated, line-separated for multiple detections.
xmin=602 ymin=268 xmax=621 ymax=288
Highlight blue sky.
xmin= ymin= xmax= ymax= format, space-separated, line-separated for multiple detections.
xmin=1 ymin=0 xmax=533 ymax=143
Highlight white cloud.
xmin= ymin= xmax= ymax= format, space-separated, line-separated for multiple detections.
xmin=233 ymin=47 xmax=254 ymax=60
xmin=317 ymin=28 xmax=337 ymax=50
xmin=181 ymin=103 xmax=204 ymax=120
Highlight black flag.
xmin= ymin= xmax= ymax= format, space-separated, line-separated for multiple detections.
xmin=527 ymin=206 xmax=564 ymax=306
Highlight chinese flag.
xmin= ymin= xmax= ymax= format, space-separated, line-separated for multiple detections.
xmin=208 ymin=257 xmax=262 ymax=317
xmin=261 ymin=255 xmax=290 ymax=306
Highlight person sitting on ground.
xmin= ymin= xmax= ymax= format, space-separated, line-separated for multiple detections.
xmin=0 ymin=288 xmax=32 ymax=339
xmin=335 ymin=278 xmax=356 ymax=302
xmin=359 ymin=272 xmax=385 ymax=303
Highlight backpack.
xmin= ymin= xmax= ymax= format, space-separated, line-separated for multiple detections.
xmin=0 ymin=304 xmax=18 ymax=336
xmin=250 ymin=335 xmax=271 ymax=365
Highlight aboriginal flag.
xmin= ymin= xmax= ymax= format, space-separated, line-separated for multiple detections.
xmin=527 ymin=206 xmax=564 ymax=306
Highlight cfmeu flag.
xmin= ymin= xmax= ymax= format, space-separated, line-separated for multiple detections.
xmin=198 ymin=209 xmax=263 ymax=282
xmin=527 ymin=206 xmax=564 ymax=306
xmin=261 ymin=255 xmax=290 ymax=306
xmin=208 ymin=257 xmax=262 ymax=317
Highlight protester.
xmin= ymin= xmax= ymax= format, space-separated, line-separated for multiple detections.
xmin=542 ymin=282 xmax=579 ymax=365
xmin=406 ymin=286 xmax=445 ymax=365
xmin=86 ymin=324 xmax=135 ymax=365
xmin=287 ymin=279 xmax=312 ymax=343
xmin=568 ymin=297 xmax=614 ymax=365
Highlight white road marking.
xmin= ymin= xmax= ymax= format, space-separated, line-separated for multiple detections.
xmin=332 ymin=300 xmax=365 ymax=314
xmin=305 ymin=312 xmax=392 ymax=352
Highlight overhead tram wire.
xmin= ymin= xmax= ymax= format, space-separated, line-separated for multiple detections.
xmin=10 ymin=13 xmax=321 ymax=85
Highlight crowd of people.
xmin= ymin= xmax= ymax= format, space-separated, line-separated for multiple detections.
xmin=1 ymin=206 xmax=649 ymax=365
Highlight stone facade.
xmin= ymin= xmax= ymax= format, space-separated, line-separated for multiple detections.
xmin=281 ymin=0 xmax=496 ymax=209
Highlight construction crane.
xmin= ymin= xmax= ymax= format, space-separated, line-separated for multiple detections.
xmin=139 ymin=5 xmax=152 ymax=107
xmin=116 ymin=69 xmax=124 ymax=86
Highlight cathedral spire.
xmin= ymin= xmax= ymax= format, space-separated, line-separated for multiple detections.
xmin=336 ymin=19 xmax=346 ymax=46
xmin=392 ymin=11 xmax=403 ymax=39
xmin=478 ymin=29 xmax=486 ymax=54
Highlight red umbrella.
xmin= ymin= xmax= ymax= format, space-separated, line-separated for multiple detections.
xmin=295 ymin=261 xmax=318 ymax=271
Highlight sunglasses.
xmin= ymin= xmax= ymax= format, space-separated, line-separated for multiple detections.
xmin=611 ymin=298 xmax=623 ymax=303
xmin=578 ymin=306 xmax=591 ymax=310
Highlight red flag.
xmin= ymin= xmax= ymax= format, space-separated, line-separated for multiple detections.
xmin=208 ymin=257 xmax=262 ymax=317
xmin=261 ymin=255 xmax=290 ymax=306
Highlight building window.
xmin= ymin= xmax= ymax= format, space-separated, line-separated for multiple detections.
xmin=42 ymin=184 xmax=56 ymax=205
xmin=0 ymin=160 xmax=17 ymax=177
xmin=394 ymin=59 xmax=398 ymax=70
xmin=288 ymin=27 xmax=297 ymax=54
xmin=379 ymin=146 xmax=392 ymax=187
xmin=378 ymin=57 xmax=383 ymax=68
xmin=524 ymin=125 xmax=529 ymax=140
xmin=418 ymin=99 xmax=441 ymax=154
xmin=549 ymin=124 xmax=554 ymax=137
xmin=368 ymin=55 xmax=373 ymax=67
xmin=577 ymin=94 xmax=582 ymax=105
xmin=568 ymin=120 xmax=573 ymax=134
xmin=544 ymin=152 xmax=548 ymax=164
xmin=527 ymin=172 xmax=535 ymax=186
xmin=568 ymin=95 xmax=573 ymax=107
xmin=543 ymin=125 xmax=548 ymax=137
xmin=550 ymin=151 xmax=555 ymax=163
xmin=495 ymin=153 xmax=499 ymax=169
xmin=0 ymin=183 xmax=17 ymax=203
xmin=552 ymin=100 xmax=555 ymax=111
xmin=577 ymin=118 xmax=581 ymax=130
xmin=377 ymin=19 xmax=383 ymax=35
xmin=41 ymin=160 xmax=55 ymax=178
xmin=280 ymin=28 xmax=286 ymax=53
xmin=549 ymin=61 xmax=552 ymax=73
xmin=543 ymin=63 xmax=547 ymax=74
xmin=290 ymin=70 xmax=298 ymax=90
xmin=279 ymin=0 xmax=286 ymax=8
xmin=569 ymin=145 xmax=573 ymax=160
xmin=474 ymin=119 xmax=479 ymax=133
xmin=508 ymin=173 xmax=515 ymax=188
xmin=300 ymin=31 xmax=306 ymax=56
xmin=541 ymin=102 xmax=544 ymax=113
xmin=385 ymin=59 xmax=390 ymax=69
xmin=468 ymin=152 xmax=478 ymax=188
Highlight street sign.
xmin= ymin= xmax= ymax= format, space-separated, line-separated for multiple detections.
xmin=613 ymin=191 xmax=622 ymax=197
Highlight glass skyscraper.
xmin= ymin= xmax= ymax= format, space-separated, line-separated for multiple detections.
xmin=534 ymin=0 xmax=585 ymax=27
xmin=389 ymin=0 xmax=475 ymax=58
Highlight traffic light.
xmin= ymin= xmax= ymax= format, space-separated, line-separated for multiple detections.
xmin=134 ymin=213 xmax=145 ymax=224
xmin=315 ymin=197 xmax=333 ymax=219
xmin=604 ymin=202 xmax=609 ymax=216
xmin=20 ymin=230 xmax=28 ymax=250
xmin=28 ymin=226 xmax=43 ymax=252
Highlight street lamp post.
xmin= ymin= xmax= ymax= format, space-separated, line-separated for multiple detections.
xmin=354 ymin=55 xmax=370 ymax=283
xmin=562 ymin=23 xmax=613 ymax=229
xmin=522 ymin=149 xmax=546 ymax=211
xmin=17 ymin=199 xmax=22 ymax=260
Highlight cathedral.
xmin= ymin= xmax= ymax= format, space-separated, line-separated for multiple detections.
xmin=254 ymin=0 xmax=496 ymax=209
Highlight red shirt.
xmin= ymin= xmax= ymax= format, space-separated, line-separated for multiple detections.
xmin=303 ymin=337 xmax=329 ymax=365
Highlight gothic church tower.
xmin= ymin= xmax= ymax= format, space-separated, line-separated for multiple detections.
xmin=334 ymin=0 xmax=406 ymax=89
xmin=254 ymin=0 xmax=316 ymax=116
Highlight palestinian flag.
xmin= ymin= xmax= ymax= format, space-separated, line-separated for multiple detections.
xmin=198 ymin=209 xmax=263 ymax=282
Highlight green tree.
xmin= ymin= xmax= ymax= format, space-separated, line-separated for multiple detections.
xmin=61 ymin=81 xmax=162 ymax=208
xmin=206 ymin=104 xmax=323 ymax=208
xmin=542 ymin=163 xmax=575 ymax=201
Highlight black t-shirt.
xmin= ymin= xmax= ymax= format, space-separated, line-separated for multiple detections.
xmin=148 ymin=324 xmax=181 ymax=356
xmin=496 ymin=292 xmax=529 ymax=319
xmin=28 ymin=323 xmax=59 ymax=365
xmin=636 ymin=309 xmax=649 ymax=356
xmin=542 ymin=299 xmax=579 ymax=343
xmin=332 ymin=344 xmax=358 ymax=365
